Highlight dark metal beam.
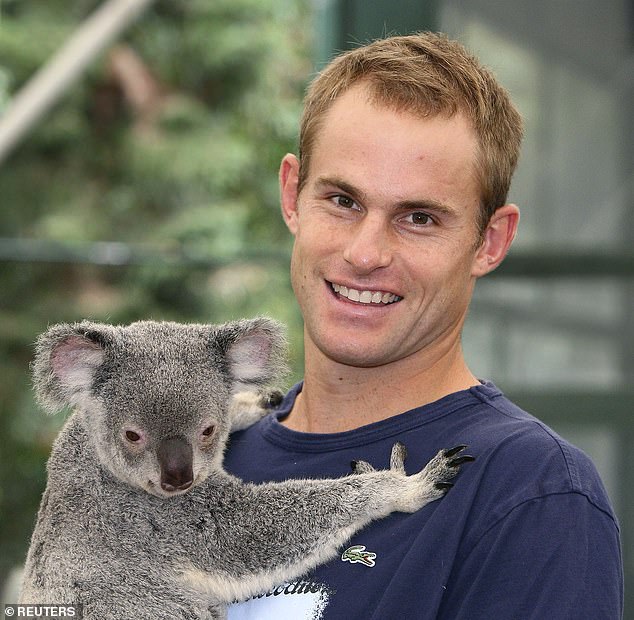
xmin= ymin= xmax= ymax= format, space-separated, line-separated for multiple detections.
xmin=493 ymin=248 xmax=634 ymax=278
xmin=2 ymin=238 xmax=634 ymax=278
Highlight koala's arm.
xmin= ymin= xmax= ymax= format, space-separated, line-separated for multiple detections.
xmin=228 ymin=390 xmax=283 ymax=432
xmin=179 ymin=444 xmax=471 ymax=605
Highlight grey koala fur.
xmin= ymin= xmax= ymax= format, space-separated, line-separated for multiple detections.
xmin=20 ymin=317 xmax=471 ymax=620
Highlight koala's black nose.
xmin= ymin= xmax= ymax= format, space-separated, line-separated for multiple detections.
xmin=157 ymin=436 xmax=194 ymax=493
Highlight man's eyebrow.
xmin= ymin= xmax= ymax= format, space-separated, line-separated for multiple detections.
xmin=314 ymin=176 xmax=364 ymax=201
xmin=314 ymin=175 xmax=458 ymax=217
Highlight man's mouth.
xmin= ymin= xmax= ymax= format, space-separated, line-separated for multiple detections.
xmin=329 ymin=281 xmax=402 ymax=305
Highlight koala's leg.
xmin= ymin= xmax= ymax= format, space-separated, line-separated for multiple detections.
xmin=180 ymin=443 xmax=472 ymax=604
xmin=66 ymin=570 xmax=222 ymax=620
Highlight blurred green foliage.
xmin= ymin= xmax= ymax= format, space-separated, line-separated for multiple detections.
xmin=0 ymin=0 xmax=310 ymax=588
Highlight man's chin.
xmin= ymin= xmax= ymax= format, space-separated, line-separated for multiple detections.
xmin=314 ymin=339 xmax=401 ymax=369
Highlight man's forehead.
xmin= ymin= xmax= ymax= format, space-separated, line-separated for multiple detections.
xmin=308 ymin=89 xmax=480 ymax=202
xmin=315 ymin=84 xmax=476 ymax=156
xmin=322 ymin=81 xmax=464 ymax=128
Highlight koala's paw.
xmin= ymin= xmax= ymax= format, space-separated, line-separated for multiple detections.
xmin=395 ymin=443 xmax=474 ymax=512
xmin=229 ymin=390 xmax=279 ymax=432
xmin=350 ymin=442 xmax=408 ymax=475
xmin=260 ymin=389 xmax=284 ymax=409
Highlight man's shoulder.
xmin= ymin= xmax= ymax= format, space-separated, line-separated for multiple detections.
xmin=227 ymin=381 xmax=615 ymax=519
xmin=468 ymin=384 xmax=599 ymax=480
xmin=456 ymin=384 xmax=616 ymax=526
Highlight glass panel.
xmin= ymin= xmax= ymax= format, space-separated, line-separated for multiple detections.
xmin=440 ymin=0 xmax=633 ymax=389
xmin=441 ymin=0 xmax=630 ymax=250
xmin=466 ymin=278 xmax=624 ymax=388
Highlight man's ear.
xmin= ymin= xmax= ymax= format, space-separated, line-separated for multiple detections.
xmin=279 ymin=153 xmax=300 ymax=235
xmin=471 ymin=204 xmax=520 ymax=277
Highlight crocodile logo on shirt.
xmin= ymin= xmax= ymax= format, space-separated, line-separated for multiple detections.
xmin=341 ymin=545 xmax=377 ymax=567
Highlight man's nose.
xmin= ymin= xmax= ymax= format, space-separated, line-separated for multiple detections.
xmin=342 ymin=214 xmax=393 ymax=273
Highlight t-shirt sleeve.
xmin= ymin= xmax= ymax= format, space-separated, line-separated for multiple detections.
xmin=438 ymin=492 xmax=623 ymax=619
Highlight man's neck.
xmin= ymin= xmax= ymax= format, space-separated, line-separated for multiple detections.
xmin=281 ymin=341 xmax=479 ymax=434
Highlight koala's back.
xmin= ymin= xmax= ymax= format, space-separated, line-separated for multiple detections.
xmin=20 ymin=414 xmax=226 ymax=618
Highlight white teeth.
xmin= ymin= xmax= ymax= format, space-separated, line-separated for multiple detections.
xmin=330 ymin=282 xmax=401 ymax=305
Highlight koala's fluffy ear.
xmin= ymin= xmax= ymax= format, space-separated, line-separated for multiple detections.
xmin=215 ymin=317 xmax=288 ymax=391
xmin=33 ymin=321 xmax=111 ymax=413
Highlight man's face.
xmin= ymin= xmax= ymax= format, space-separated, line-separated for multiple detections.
xmin=281 ymin=84 xmax=498 ymax=370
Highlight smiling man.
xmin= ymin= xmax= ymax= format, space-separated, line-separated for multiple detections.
xmin=225 ymin=33 xmax=623 ymax=619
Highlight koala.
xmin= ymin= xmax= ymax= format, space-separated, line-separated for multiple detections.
xmin=20 ymin=318 xmax=473 ymax=620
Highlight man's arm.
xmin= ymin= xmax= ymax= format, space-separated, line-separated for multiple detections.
xmin=438 ymin=492 xmax=623 ymax=619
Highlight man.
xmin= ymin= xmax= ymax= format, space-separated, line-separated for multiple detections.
xmin=224 ymin=32 xmax=623 ymax=619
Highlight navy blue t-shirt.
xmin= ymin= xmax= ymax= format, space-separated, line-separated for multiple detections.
xmin=224 ymin=382 xmax=623 ymax=619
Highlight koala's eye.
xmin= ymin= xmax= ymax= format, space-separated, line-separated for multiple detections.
xmin=125 ymin=430 xmax=141 ymax=443
xmin=201 ymin=425 xmax=215 ymax=438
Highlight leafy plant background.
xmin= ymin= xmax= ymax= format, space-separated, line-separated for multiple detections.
xmin=0 ymin=0 xmax=310 ymax=586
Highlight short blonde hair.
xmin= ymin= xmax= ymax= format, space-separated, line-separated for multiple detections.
xmin=298 ymin=32 xmax=523 ymax=234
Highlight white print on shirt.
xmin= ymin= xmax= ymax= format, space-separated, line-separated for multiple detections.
xmin=341 ymin=545 xmax=377 ymax=567
xmin=227 ymin=580 xmax=331 ymax=620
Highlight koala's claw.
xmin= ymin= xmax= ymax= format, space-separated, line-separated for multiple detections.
xmin=443 ymin=444 xmax=468 ymax=458
xmin=434 ymin=481 xmax=455 ymax=490
xmin=417 ymin=444 xmax=474 ymax=501
xmin=443 ymin=445 xmax=475 ymax=468
xmin=448 ymin=454 xmax=476 ymax=468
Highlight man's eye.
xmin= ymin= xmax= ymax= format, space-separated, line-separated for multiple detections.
xmin=407 ymin=212 xmax=433 ymax=226
xmin=333 ymin=195 xmax=355 ymax=209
